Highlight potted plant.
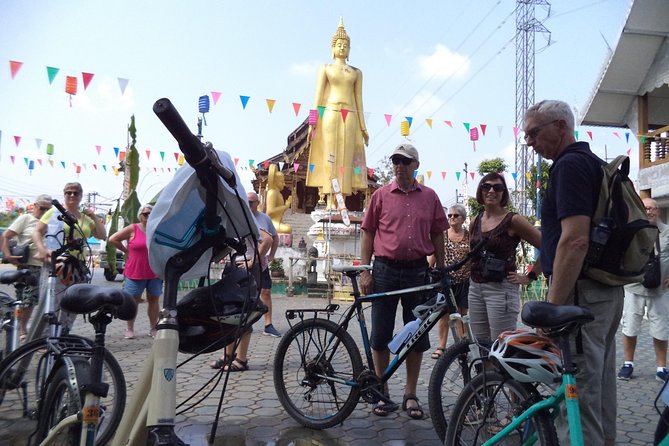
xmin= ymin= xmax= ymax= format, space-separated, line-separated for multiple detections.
xmin=269 ymin=258 xmax=285 ymax=278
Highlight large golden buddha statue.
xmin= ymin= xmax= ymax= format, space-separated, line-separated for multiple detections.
xmin=265 ymin=164 xmax=292 ymax=234
xmin=306 ymin=18 xmax=368 ymax=205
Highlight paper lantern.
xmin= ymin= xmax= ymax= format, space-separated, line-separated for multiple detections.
xmin=178 ymin=154 xmax=185 ymax=166
xmin=46 ymin=143 xmax=54 ymax=156
xmin=65 ymin=76 xmax=77 ymax=95
xmin=198 ymin=95 xmax=210 ymax=113
xmin=309 ymin=109 xmax=318 ymax=126
xmin=401 ymin=120 xmax=410 ymax=136
xmin=28 ymin=160 xmax=35 ymax=174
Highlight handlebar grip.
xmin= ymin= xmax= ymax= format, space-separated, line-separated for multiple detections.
xmin=51 ymin=199 xmax=78 ymax=226
xmin=153 ymin=98 xmax=207 ymax=166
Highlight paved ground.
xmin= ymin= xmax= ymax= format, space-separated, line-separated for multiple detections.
xmin=0 ymin=264 xmax=666 ymax=445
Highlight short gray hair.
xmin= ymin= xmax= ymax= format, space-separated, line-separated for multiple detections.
xmin=449 ymin=204 xmax=467 ymax=219
xmin=137 ymin=204 xmax=153 ymax=220
xmin=525 ymin=100 xmax=575 ymax=131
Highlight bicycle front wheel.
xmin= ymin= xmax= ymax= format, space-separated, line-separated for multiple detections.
xmin=0 ymin=335 xmax=126 ymax=445
xmin=445 ymin=371 xmax=557 ymax=446
xmin=273 ymin=318 xmax=363 ymax=429
xmin=428 ymin=340 xmax=488 ymax=441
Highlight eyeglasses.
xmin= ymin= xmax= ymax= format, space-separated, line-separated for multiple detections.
xmin=391 ymin=156 xmax=413 ymax=166
xmin=447 ymin=214 xmax=462 ymax=219
xmin=141 ymin=212 xmax=151 ymax=217
xmin=38 ymin=206 xmax=51 ymax=211
xmin=248 ymin=200 xmax=258 ymax=204
xmin=524 ymin=120 xmax=559 ymax=141
xmin=481 ymin=183 xmax=506 ymax=193
xmin=64 ymin=191 xmax=81 ymax=197
xmin=645 ymin=207 xmax=658 ymax=212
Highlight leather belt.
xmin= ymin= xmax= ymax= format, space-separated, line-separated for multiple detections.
xmin=374 ymin=256 xmax=427 ymax=268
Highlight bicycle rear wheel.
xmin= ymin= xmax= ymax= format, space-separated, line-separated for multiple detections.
xmin=273 ymin=318 xmax=363 ymax=429
xmin=0 ymin=335 xmax=125 ymax=445
xmin=428 ymin=340 xmax=488 ymax=441
xmin=445 ymin=371 xmax=557 ymax=446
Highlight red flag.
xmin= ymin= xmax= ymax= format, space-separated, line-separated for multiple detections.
xmin=263 ymin=160 xmax=269 ymax=169
xmin=95 ymin=145 xmax=101 ymax=155
xmin=145 ymin=150 xmax=151 ymax=160
xmin=444 ymin=120 xmax=453 ymax=128
xmin=441 ymin=171 xmax=447 ymax=180
xmin=341 ymin=109 xmax=349 ymax=122
xmin=14 ymin=136 xmax=21 ymax=147
xmin=9 ymin=60 xmax=23 ymax=79
xmin=587 ymin=131 xmax=593 ymax=140
xmin=82 ymin=72 xmax=94 ymax=90
xmin=470 ymin=172 xmax=475 ymax=180
xmin=480 ymin=124 xmax=487 ymax=136
xmin=384 ymin=114 xmax=392 ymax=126
xmin=293 ymin=163 xmax=300 ymax=172
xmin=211 ymin=91 xmax=222 ymax=105
xmin=292 ymin=102 xmax=301 ymax=116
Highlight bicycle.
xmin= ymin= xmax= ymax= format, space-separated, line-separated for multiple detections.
xmin=0 ymin=269 xmax=37 ymax=360
xmin=0 ymin=201 xmax=127 ymax=445
xmin=272 ymin=243 xmax=484 ymax=429
xmin=444 ymin=300 xmax=595 ymax=446
xmin=654 ymin=375 xmax=669 ymax=445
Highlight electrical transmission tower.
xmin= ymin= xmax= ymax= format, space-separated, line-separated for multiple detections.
xmin=514 ymin=0 xmax=551 ymax=216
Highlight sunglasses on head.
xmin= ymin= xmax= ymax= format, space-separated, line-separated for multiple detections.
xmin=447 ymin=214 xmax=462 ymax=218
xmin=64 ymin=191 xmax=81 ymax=197
xmin=481 ymin=183 xmax=505 ymax=193
xmin=391 ymin=156 xmax=413 ymax=166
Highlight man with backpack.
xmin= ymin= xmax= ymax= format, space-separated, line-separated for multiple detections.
xmin=524 ymin=100 xmax=623 ymax=446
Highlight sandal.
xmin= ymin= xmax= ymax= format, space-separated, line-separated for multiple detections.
xmin=402 ymin=394 xmax=424 ymax=420
xmin=487 ymin=415 xmax=513 ymax=434
xmin=431 ymin=347 xmax=445 ymax=360
xmin=372 ymin=392 xmax=398 ymax=416
xmin=210 ymin=353 xmax=234 ymax=369
xmin=223 ymin=358 xmax=249 ymax=372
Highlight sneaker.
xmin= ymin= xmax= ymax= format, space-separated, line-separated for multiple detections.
xmin=657 ymin=368 xmax=668 ymax=382
xmin=263 ymin=324 xmax=282 ymax=338
xmin=124 ymin=329 xmax=135 ymax=340
xmin=617 ymin=364 xmax=633 ymax=380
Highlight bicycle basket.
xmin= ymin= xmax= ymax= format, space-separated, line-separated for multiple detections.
xmin=490 ymin=330 xmax=562 ymax=384
xmin=176 ymin=267 xmax=266 ymax=354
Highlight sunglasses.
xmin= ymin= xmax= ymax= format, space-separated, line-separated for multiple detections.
xmin=481 ymin=183 xmax=505 ymax=193
xmin=64 ymin=191 xmax=81 ymax=197
xmin=391 ymin=156 xmax=413 ymax=166
xmin=524 ymin=120 xmax=559 ymax=141
xmin=38 ymin=206 xmax=51 ymax=211
xmin=141 ymin=212 xmax=151 ymax=217
xmin=447 ymin=214 xmax=462 ymax=219
xmin=248 ymin=200 xmax=258 ymax=204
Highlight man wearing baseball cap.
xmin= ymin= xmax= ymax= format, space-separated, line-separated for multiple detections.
xmin=1 ymin=194 xmax=52 ymax=338
xmin=360 ymin=143 xmax=448 ymax=419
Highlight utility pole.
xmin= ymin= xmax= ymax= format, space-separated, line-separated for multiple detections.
xmin=515 ymin=0 xmax=551 ymax=216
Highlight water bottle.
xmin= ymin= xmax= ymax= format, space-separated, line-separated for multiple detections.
xmin=388 ymin=318 xmax=421 ymax=354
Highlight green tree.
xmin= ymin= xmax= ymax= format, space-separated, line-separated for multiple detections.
xmin=374 ymin=156 xmax=394 ymax=185
xmin=468 ymin=157 xmax=511 ymax=218
xmin=527 ymin=159 xmax=551 ymax=214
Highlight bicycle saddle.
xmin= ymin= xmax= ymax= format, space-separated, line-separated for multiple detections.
xmin=0 ymin=269 xmax=38 ymax=286
xmin=61 ymin=284 xmax=137 ymax=321
xmin=521 ymin=301 xmax=594 ymax=331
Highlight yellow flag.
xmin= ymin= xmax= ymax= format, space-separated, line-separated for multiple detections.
xmin=426 ymin=118 xmax=433 ymax=129
xmin=266 ymin=99 xmax=276 ymax=113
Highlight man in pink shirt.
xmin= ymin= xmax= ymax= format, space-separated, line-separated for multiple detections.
xmin=360 ymin=143 xmax=448 ymax=419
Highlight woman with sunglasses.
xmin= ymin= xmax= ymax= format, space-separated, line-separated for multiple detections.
xmin=468 ymin=173 xmax=542 ymax=345
xmin=108 ymin=205 xmax=162 ymax=339
xmin=33 ymin=182 xmax=107 ymax=331
xmin=428 ymin=204 xmax=472 ymax=359
xmin=1 ymin=194 xmax=53 ymax=339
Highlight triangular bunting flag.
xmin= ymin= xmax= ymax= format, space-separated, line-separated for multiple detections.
xmin=384 ymin=114 xmax=392 ymax=126
xmin=46 ymin=66 xmax=59 ymax=84
xmin=625 ymin=132 xmax=630 ymax=143
xmin=114 ymin=147 xmax=120 ymax=157
xmin=96 ymin=145 xmax=101 ymax=155
xmin=234 ymin=158 xmax=239 ymax=166
xmin=145 ymin=150 xmax=151 ymax=160
xmin=278 ymin=161 xmax=284 ymax=170
xmin=470 ymin=172 xmax=475 ymax=180
xmin=211 ymin=91 xmax=222 ymax=105
xmin=240 ymin=95 xmax=250 ymax=109
xmin=35 ymin=138 xmax=42 ymax=149
xmin=441 ymin=172 xmax=446 ymax=180
xmin=9 ymin=60 xmax=23 ymax=79
xmin=174 ymin=152 xmax=179 ymax=162
xmin=587 ymin=131 xmax=593 ymax=141
xmin=427 ymin=171 xmax=432 ymax=180
xmin=368 ymin=167 xmax=374 ymax=177
xmin=118 ymin=78 xmax=129 ymax=95
xmin=293 ymin=163 xmax=299 ymax=173
xmin=575 ymin=131 xmax=579 ymax=140
xmin=309 ymin=164 xmax=315 ymax=172
xmin=317 ymin=105 xmax=326 ymax=119
xmin=61 ymin=161 xmax=66 ymax=169
xmin=426 ymin=118 xmax=433 ymax=129
xmin=14 ymin=136 xmax=21 ymax=147
xmin=480 ymin=124 xmax=487 ymax=136
xmin=266 ymin=99 xmax=276 ymax=113
xmin=627 ymin=148 xmax=632 ymax=155
xmin=444 ymin=120 xmax=453 ymax=128
xmin=455 ymin=172 xmax=461 ymax=181
xmin=463 ymin=122 xmax=470 ymax=133
xmin=613 ymin=132 xmax=621 ymax=139
xmin=82 ymin=72 xmax=94 ymax=90
xmin=248 ymin=159 xmax=254 ymax=167
xmin=512 ymin=172 xmax=518 ymax=181
xmin=497 ymin=125 xmax=503 ymax=137
xmin=341 ymin=109 xmax=349 ymax=122
xmin=160 ymin=151 xmax=165 ymax=161
xmin=513 ymin=127 xmax=520 ymax=139
xmin=292 ymin=102 xmax=301 ymax=116
xmin=10 ymin=156 xmax=15 ymax=164
xmin=354 ymin=167 xmax=360 ymax=176
xmin=405 ymin=116 xmax=413 ymax=127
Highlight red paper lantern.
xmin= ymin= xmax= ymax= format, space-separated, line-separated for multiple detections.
xmin=65 ymin=76 xmax=77 ymax=95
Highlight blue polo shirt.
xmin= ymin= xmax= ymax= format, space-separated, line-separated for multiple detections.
xmin=540 ymin=142 xmax=604 ymax=276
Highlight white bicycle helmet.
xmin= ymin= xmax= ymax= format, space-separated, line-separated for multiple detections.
xmin=54 ymin=254 xmax=86 ymax=286
xmin=489 ymin=330 xmax=562 ymax=384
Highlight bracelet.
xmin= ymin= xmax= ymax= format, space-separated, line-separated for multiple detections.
xmin=527 ymin=271 xmax=538 ymax=281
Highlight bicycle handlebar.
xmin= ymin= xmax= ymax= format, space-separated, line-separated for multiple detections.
xmin=51 ymin=199 xmax=78 ymax=227
xmin=153 ymin=98 xmax=236 ymax=186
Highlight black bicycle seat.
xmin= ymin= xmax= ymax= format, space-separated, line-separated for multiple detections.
xmin=61 ymin=284 xmax=137 ymax=321
xmin=521 ymin=301 xmax=594 ymax=331
xmin=0 ymin=269 xmax=38 ymax=286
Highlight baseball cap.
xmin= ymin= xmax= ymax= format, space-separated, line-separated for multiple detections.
xmin=35 ymin=194 xmax=53 ymax=205
xmin=391 ymin=143 xmax=419 ymax=162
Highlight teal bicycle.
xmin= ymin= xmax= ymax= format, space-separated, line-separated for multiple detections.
xmin=445 ymin=300 xmax=595 ymax=446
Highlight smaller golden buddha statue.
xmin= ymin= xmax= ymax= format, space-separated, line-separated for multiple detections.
xmin=265 ymin=164 xmax=292 ymax=234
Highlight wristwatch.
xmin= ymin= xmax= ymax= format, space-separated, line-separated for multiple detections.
xmin=527 ymin=271 xmax=538 ymax=281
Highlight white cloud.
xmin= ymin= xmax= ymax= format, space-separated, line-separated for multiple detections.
xmin=290 ymin=60 xmax=321 ymax=77
xmin=418 ymin=44 xmax=470 ymax=80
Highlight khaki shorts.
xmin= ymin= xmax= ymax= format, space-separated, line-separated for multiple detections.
xmin=621 ymin=290 xmax=669 ymax=341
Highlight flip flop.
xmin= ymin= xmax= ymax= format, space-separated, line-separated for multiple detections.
xmin=431 ymin=347 xmax=445 ymax=360
xmin=402 ymin=394 xmax=424 ymax=420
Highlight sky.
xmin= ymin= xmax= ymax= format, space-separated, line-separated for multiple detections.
xmin=0 ymin=0 xmax=635 ymax=213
